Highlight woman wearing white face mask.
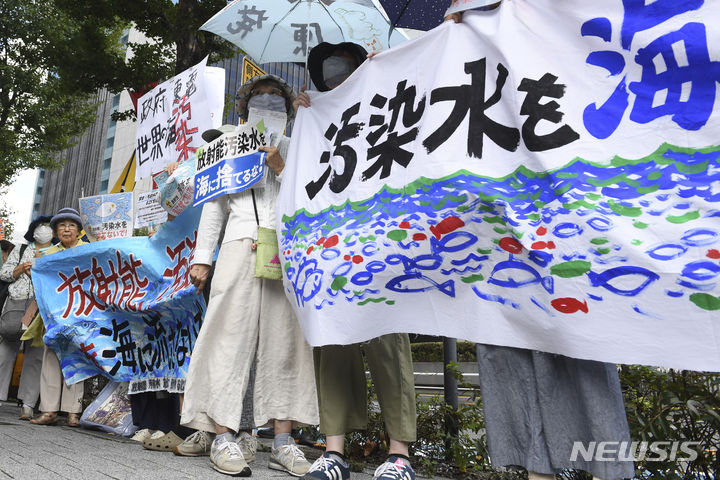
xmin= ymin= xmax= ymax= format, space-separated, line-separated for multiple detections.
xmin=0 ymin=215 xmax=54 ymax=420
xmin=182 ymin=75 xmax=318 ymax=477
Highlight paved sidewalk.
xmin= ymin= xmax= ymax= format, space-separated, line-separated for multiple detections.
xmin=0 ymin=403 xmax=377 ymax=480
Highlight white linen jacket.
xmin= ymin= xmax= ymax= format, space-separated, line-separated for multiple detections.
xmin=194 ymin=136 xmax=290 ymax=265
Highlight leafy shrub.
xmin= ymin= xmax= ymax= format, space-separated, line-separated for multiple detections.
xmin=620 ymin=366 xmax=719 ymax=480
xmin=411 ymin=341 xmax=478 ymax=362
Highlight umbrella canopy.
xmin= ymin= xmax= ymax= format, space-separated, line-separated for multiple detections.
xmin=379 ymin=0 xmax=499 ymax=31
xmin=378 ymin=0 xmax=446 ymax=31
xmin=201 ymin=0 xmax=406 ymax=64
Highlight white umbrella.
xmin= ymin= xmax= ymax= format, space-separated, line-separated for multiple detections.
xmin=200 ymin=0 xmax=406 ymax=64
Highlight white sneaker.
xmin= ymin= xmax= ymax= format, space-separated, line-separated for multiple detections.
xmin=236 ymin=431 xmax=258 ymax=463
xmin=130 ymin=428 xmax=157 ymax=443
xmin=149 ymin=430 xmax=166 ymax=439
xmin=269 ymin=437 xmax=312 ymax=476
xmin=211 ymin=436 xmax=251 ymax=476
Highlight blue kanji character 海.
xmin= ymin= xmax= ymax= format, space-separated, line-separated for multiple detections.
xmin=629 ymin=22 xmax=720 ymax=130
xmin=582 ymin=0 xmax=713 ymax=139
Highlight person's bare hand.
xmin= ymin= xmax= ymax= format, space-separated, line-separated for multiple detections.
xmin=190 ymin=264 xmax=211 ymax=294
xmin=259 ymin=145 xmax=285 ymax=175
xmin=444 ymin=12 xmax=463 ymax=23
xmin=293 ymin=85 xmax=310 ymax=112
xmin=165 ymin=161 xmax=179 ymax=175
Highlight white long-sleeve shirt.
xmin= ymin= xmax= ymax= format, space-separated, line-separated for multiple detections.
xmin=193 ymin=136 xmax=289 ymax=265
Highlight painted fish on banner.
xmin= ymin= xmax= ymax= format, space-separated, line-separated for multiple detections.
xmin=278 ymin=0 xmax=720 ymax=372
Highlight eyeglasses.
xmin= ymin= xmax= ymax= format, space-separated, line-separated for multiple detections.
xmin=57 ymin=222 xmax=79 ymax=230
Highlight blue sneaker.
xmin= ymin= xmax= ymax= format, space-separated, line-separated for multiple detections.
xmin=302 ymin=452 xmax=350 ymax=480
xmin=372 ymin=456 xmax=415 ymax=480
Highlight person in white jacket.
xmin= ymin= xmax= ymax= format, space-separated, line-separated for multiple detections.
xmin=181 ymin=74 xmax=318 ymax=478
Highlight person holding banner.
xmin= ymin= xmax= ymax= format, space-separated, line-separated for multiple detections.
xmin=182 ymin=75 xmax=318 ymax=477
xmin=295 ymin=42 xmax=418 ymax=480
xmin=29 ymin=208 xmax=88 ymax=427
xmin=0 ymin=216 xmax=52 ymax=420
xmin=441 ymin=6 xmax=634 ymax=480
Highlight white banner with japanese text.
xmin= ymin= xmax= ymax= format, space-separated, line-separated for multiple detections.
xmin=135 ymin=191 xmax=168 ymax=228
xmin=278 ymin=0 xmax=720 ymax=372
xmin=135 ymin=58 xmax=225 ymax=181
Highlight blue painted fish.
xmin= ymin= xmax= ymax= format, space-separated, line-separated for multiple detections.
xmin=586 ymin=266 xmax=659 ymax=296
xmin=385 ymin=272 xmax=456 ymax=297
xmin=487 ymin=259 xmax=554 ymax=293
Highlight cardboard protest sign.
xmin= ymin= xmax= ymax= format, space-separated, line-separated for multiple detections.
xmin=135 ymin=58 xmax=224 ymax=181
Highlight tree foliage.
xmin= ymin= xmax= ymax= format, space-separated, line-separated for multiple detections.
xmin=0 ymin=0 xmax=105 ymax=187
xmin=0 ymin=200 xmax=15 ymax=241
xmin=1 ymin=0 xmax=236 ymax=186
xmin=54 ymin=0 xmax=237 ymax=106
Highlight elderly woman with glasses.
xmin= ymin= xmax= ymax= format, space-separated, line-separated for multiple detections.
xmin=29 ymin=207 xmax=88 ymax=427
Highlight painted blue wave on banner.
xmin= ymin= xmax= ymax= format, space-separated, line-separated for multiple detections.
xmin=32 ymin=207 xmax=205 ymax=391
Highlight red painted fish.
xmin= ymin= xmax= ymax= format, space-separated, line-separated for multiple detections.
xmin=550 ymin=297 xmax=589 ymax=314
xmin=429 ymin=216 xmax=465 ymax=240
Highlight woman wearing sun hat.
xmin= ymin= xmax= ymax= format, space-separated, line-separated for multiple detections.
xmin=181 ymin=74 xmax=318 ymax=477
xmin=29 ymin=207 xmax=88 ymax=426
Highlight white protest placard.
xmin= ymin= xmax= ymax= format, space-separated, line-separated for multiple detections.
xmin=135 ymin=191 xmax=168 ymax=228
xmin=278 ymin=0 xmax=720 ymax=372
xmin=135 ymin=59 xmax=225 ymax=181
xmin=79 ymin=192 xmax=134 ymax=241
xmin=193 ymin=124 xmax=268 ymax=206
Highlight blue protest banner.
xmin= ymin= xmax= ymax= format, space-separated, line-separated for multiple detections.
xmin=193 ymin=123 xmax=268 ymax=206
xmin=194 ymin=151 xmax=266 ymax=205
xmin=32 ymin=206 xmax=205 ymax=392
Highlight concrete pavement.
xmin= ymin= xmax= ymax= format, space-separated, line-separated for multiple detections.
xmin=0 ymin=402 xmax=379 ymax=480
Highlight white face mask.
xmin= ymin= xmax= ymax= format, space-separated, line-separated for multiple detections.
xmin=248 ymin=93 xmax=287 ymax=113
xmin=33 ymin=225 xmax=53 ymax=244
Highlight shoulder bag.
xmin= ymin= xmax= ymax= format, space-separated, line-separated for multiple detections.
xmin=251 ymin=190 xmax=283 ymax=280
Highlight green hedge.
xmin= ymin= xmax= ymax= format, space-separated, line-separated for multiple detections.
xmin=411 ymin=341 xmax=477 ymax=363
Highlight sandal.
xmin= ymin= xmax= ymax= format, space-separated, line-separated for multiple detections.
xmin=30 ymin=412 xmax=58 ymax=425
xmin=143 ymin=431 xmax=184 ymax=451
xmin=19 ymin=406 xmax=34 ymax=421
xmin=66 ymin=413 xmax=81 ymax=427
